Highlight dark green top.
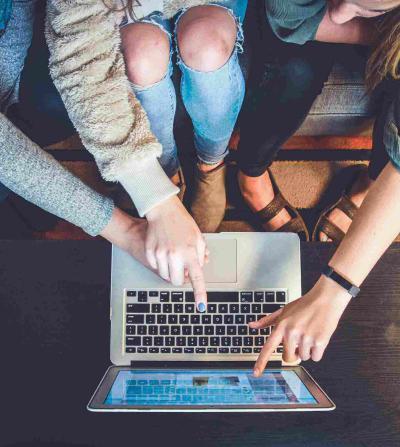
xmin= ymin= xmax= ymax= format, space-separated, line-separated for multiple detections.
xmin=265 ymin=0 xmax=327 ymax=44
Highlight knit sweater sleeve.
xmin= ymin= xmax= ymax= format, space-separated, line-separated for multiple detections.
xmin=45 ymin=0 xmax=178 ymax=216
xmin=0 ymin=114 xmax=114 ymax=236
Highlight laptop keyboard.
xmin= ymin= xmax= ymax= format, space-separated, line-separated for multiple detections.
xmin=125 ymin=290 xmax=286 ymax=356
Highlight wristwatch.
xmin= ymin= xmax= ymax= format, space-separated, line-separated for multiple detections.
xmin=321 ymin=265 xmax=360 ymax=298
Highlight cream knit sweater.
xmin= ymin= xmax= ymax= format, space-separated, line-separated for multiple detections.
xmin=46 ymin=0 xmax=215 ymax=216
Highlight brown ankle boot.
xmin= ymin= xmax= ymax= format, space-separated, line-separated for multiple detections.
xmin=190 ymin=163 xmax=227 ymax=233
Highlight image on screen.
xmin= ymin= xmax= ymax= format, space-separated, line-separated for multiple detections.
xmin=104 ymin=369 xmax=317 ymax=406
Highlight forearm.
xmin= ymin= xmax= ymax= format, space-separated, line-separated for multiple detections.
xmin=329 ymin=162 xmax=400 ymax=286
xmin=315 ymin=11 xmax=376 ymax=45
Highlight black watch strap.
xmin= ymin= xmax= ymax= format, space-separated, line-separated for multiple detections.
xmin=322 ymin=265 xmax=360 ymax=298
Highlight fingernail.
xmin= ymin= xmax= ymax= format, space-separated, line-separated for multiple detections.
xmin=197 ymin=302 xmax=206 ymax=313
xmin=253 ymin=368 xmax=260 ymax=377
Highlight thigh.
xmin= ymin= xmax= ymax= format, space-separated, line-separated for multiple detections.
xmin=0 ymin=0 xmax=36 ymax=112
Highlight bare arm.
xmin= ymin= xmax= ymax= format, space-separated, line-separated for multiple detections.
xmin=315 ymin=10 xmax=376 ymax=45
xmin=252 ymin=162 xmax=400 ymax=375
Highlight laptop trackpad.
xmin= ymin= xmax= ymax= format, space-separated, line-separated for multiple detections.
xmin=204 ymin=239 xmax=237 ymax=283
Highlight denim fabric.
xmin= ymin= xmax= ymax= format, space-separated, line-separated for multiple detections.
xmin=128 ymin=0 xmax=248 ymax=177
xmin=0 ymin=0 xmax=12 ymax=36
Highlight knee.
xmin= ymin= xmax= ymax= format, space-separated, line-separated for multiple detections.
xmin=121 ymin=23 xmax=170 ymax=87
xmin=177 ymin=6 xmax=237 ymax=72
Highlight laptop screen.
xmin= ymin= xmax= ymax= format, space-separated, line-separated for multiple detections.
xmin=104 ymin=369 xmax=316 ymax=407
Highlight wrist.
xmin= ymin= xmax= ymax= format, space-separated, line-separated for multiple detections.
xmin=145 ymin=195 xmax=180 ymax=222
xmin=100 ymin=208 xmax=140 ymax=249
xmin=314 ymin=275 xmax=353 ymax=307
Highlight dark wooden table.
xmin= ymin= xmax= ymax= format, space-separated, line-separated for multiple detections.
xmin=0 ymin=240 xmax=399 ymax=447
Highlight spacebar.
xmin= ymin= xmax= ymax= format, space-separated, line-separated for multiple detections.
xmin=207 ymin=292 xmax=239 ymax=302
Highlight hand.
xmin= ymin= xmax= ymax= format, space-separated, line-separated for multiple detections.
xmin=145 ymin=196 xmax=208 ymax=311
xmin=100 ymin=207 xmax=151 ymax=270
xmin=250 ymin=276 xmax=352 ymax=377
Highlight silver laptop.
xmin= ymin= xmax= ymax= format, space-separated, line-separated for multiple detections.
xmin=88 ymin=232 xmax=335 ymax=412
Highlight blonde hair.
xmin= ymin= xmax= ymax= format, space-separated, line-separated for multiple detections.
xmin=366 ymin=7 xmax=400 ymax=91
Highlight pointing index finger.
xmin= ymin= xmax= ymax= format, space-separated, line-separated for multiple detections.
xmin=187 ymin=257 xmax=207 ymax=312
xmin=254 ymin=328 xmax=284 ymax=377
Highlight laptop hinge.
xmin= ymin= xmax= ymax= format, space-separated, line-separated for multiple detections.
xmin=129 ymin=360 xmax=283 ymax=368
xmin=267 ymin=360 xmax=282 ymax=368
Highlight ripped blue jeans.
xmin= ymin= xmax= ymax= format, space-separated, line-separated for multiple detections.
xmin=124 ymin=1 xmax=248 ymax=177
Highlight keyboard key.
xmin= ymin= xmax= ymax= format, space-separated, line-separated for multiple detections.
xmin=177 ymin=337 xmax=186 ymax=346
xmin=227 ymin=326 xmax=236 ymax=335
xmin=171 ymin=326 xmax=181 ymax=335
xmin=160 ymin=326 xmax=169 ymax=335
xmin=172 ymin=348 xmax=183 ymax=353
xmin=184 ymin=348 xmax=194 ymax=354
xmin=218 ymin=304 xmax=228 ymax=313
xmin=152 ymin=304 xmax=162 ymax=313
xmin=185 ymin=292 xmax=195 ymax=302
xmin=185 ymin=304 xmax=195 ymax=313
xmin=213 ymin=315 xmax=223 ymax=324
xmin=126 ymin=347 xmax=136 ymax=353
xmin=161 ymin=348 xmax=171 ymax=353
xmin=148 ymin=326 xmax=158 ymax=335
xmin=126 ymin=326 xmax=136 ymax=335
xmin=199 ymin=337 xmax=208 ymax=346
xmin=261 ymin=328 xmax=270 ymax=336
xmin=146 ymin=314 xmax=155 ymax=324
xmin=163 ymin=304 xmax=173 ymax=313
xmin=202 ymin=315 xmax=211 ymax=324
xmin=165 ymin=337 xmax=175 ymax=346
xmin=171 ymin=292 xmax=184 ymax=302
xmin=195 ymin=348 xmax=206 ymax=353
xmin=143 ymin=337 xmax=152 ymax=346
xmin=188 ymin=337 xmax=197 ymax=346
xmin=230 ymin=348 xmax=240 ymax=354
xmin=221 ymin=337 xmax=231 ymax=347
xmin=210 ymin=337 xmax=220 ymax=346
xmin=160 ymin=292 xmax=169 ymax=302
xmin=249 ymin=327 xmax=259 ymax=335
xmin=277 ymin=346 xmax=284 ymax=353
xmin=182 ymin=326 xmax=192 ymax=335
xmin=232 ymin=337 xmax=242 ymax=346
xmin=127 ymin=304 xmax=149 ymax=314
xmin=137 ymin=326 xmax=147 ymax=335
xmin=242 ymin=348 xmax=252 ymax=353
xmin=191 ymin=315 xmax=200 ymax=324
xmin=205 ymin=326 xmax=214 ymax=335
xmin=208 ymin=292 xmax=239 ymax=302
xmin=252 ymin=304 xmax=262 ymax=314
xmin=230 ymin=304 xmax=240 ymax=313
xmin=174 ymin=304 xmax=184 ymax=313
xmin=149 ymin=348 xmax=159 ymax=353
xmin=246 ymin=314 xmax=257 ymax=324
xmin=255 ymin=337 xmax=265 ymax=346
xmin=219 ymin=348 xmax=229 ymax=354
xmin=224 ymin=315 xmax=234 ymax=325
xmin=157 ymin=315 xmax=167 ymax=324
xmin=168 ymin=314 xmax=178 ymax=324
xmin=149 ymin=291 xmax=158 ymax=297
xmin=154 ymin=337 xmax=164 ymax=346
xmin=138 ymin=291 xmax=147 ymax=302
xmin=235 ymin=315 xmax=245 ymax=324
xmin=265 ymin=292 xmax=275 ymax=302
xmin=208 ymin=348 xmax=218 ymax=354
xmin=208 ymin=304 xmax=217 ymax=313
xmin=126 ymin=336 xmax=141 ymax=346
xmin=241 ymin=304 xmax=251 ymax=313
xmin=240 ymin=292 xmax=253 ymax=302
xmin=179 ymin=315 xmax=189 ymax=324
xmin=276 ymin=291 xmax=286 ymax=303
xmin=138 ymin=347 xmax=147 ymax=353
xmin=263 ymin=304 xmax=282 ymax=313
xmin=254 ymin=347 xmax=262 ymax=353
xmin=254 ymin=292 xmax=264 ymax=302
xmin=244 ymin=337 xmax=253 ymax=346
xmin=127 ymin=291 xmax=137 ymax=297
xmin=238 ymin=326 xmax=248 ymax=335
xmin=193 ymin=326 xmax=203 ymax=335
xmin=216 ymin=326 xmax=225 ymax=335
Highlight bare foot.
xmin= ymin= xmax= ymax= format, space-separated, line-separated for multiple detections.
xmin=238 ymin=170 xmax=292 ymax=231
xmin=319 ymin=169 xmax=374 ymax=242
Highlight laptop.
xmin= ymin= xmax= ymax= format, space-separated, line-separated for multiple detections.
xmin=88 ymin=232 xmax=335 ymax=412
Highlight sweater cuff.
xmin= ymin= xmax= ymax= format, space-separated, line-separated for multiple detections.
xmin=118 ymin=157 xmax=179 ymax=216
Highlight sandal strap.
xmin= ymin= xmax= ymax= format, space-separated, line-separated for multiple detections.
xmin=256 ymin=193 xmax=288 ymax=223
xmin=319 ymin=216 xmax=345 ymax=243
xmin=336 ymin=194 xmax=359 ymax=220
xmin=278 ymin=216 xmax=307 ymax=235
